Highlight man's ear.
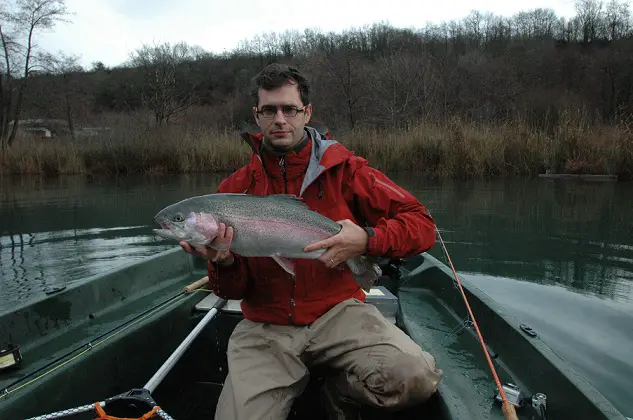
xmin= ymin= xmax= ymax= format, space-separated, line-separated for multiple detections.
xmin=252 ymin=107 xmax=259 ymax=124
xmin=304 ymin=104 xmax=313 ymax=124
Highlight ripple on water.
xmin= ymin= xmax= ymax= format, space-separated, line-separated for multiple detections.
xmin=0 ymin=226 xmax=173 ymax=312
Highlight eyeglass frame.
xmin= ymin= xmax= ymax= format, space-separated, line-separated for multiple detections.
xmin=255 ymin=104 xmax=308 ymax=119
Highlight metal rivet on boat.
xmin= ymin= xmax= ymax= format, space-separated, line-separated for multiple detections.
xmin=520 ymin=323 xmax=537 ymax=337
xmin=0 ymin=345 xmax=23 ymax=372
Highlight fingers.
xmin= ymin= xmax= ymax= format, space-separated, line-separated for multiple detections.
xmin=210 ymin=223 xmax=233 ymax=252
xmin=209 ymin=224 xmax=234 ymax=263
xmin=181 ymin=241 xmax=210 ymax=260
xmin=304 ymin=235 xmax=339 ymax=252
xmin=180 ymin=241 xmax=202 ymax=256
xmin=217 ymin=222 xmax=226 ymax=239
xmin=318 ymin=247 xmax=344 ymax=268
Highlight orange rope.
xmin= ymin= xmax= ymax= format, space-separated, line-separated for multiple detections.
xmin=434 ymin=225 xmax=518 ymax=420
xmin=93 ymin=402 xmax=161 ymax=420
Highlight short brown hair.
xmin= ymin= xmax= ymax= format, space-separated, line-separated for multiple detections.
xmin=251 ymin=63 xmax=311 ymax=107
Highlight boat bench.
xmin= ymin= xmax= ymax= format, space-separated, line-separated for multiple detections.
xmin=195 ymin=286 xmax=399 ymax=324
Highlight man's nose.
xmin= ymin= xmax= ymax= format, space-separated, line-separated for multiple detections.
xmin=273 ymin=109 xmax=287 ymax=124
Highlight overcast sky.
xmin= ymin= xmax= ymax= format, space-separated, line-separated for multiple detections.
xmin=38 ymin=0 xmax=580 ymax=69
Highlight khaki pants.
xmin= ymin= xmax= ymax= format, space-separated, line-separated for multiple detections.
xmin=214 ymin=298 xmax=443 ymax=420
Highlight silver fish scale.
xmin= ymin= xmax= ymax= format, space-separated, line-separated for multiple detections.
xmin=198 ymin=194 xmax=340 ymax=258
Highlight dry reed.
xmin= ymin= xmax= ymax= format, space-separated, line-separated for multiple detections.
xmin=2 ymin=112 xmax=631 ymax=179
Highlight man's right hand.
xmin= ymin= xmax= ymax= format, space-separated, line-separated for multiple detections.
xmin=180 ymin=222 xmax=235 ymax=266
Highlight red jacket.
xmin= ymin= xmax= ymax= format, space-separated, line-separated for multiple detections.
xmin=207 ymin=126 xmax=436 ymax=325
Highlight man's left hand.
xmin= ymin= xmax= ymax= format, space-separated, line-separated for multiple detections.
xmin=304 ymin=219 xmax=368 ymax=268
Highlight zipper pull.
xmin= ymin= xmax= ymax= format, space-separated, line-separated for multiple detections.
xmin=279 ymin=156 xmax=288 ymax=194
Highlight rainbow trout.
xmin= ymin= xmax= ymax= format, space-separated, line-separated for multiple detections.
xmin=153 ymin=193 xmax=381 ymax=291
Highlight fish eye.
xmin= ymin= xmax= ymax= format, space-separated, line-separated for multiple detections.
xmin=172 ymin=213 xmax=185 ymax=222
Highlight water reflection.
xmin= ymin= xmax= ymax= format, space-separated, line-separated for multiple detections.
xmin=1 ymin=173 xmax=229 ymax=312
xmin=1 ymin=174 xmax=632 ymax=310
xmin=399 ymin=177 xmax=633 ymax=303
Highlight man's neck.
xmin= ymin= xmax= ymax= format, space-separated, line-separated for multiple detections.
xmin=262 ymin=130 xmax=308 ymax=156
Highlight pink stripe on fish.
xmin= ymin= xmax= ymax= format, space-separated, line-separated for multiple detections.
xmin=237 ymin=218 xmax=332 ymax=241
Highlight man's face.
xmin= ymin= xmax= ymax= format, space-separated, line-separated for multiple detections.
xmin=253 ymin=82 xmax=312 ymax=151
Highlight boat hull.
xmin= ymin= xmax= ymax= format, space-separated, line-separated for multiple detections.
xmin=0 ymin=248 xmax=627 ymax=420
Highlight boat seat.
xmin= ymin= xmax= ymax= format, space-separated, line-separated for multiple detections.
xmin=195 ymin=286 xmax=398 ymax=324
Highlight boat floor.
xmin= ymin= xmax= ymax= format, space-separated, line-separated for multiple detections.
xmin=398 ymin=286 xmax=510 ymax=419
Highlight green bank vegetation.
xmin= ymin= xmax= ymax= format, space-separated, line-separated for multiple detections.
xmin=1 ymin=1 xmax=632 ymax=179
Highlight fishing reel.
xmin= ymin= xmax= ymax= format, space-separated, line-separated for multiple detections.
xmin=494 ymin=383 xmax=548 ymax=419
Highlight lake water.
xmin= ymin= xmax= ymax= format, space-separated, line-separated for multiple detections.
xmin=1 ymin=173 xmax=632 ymax=416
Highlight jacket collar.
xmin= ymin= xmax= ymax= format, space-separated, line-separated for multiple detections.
xmin=240 ymin=126 xmax=353 ymax=196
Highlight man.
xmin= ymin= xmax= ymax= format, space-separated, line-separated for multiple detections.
xmin=180 ymin=63 xmax=443 ymax=420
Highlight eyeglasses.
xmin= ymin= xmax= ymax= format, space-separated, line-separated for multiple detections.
xmin=256 ymin=105 xmax=307 ymax=119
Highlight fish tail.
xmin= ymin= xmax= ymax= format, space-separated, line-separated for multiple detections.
xmin=346 ymin=255 xmax=382 ymax=292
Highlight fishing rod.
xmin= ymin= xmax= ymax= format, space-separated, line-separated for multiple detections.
xmin=432 ymin=221 xmax=519 ymax=420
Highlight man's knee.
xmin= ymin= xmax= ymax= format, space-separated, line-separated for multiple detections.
xmin=367 ymin=351 xmax=443 ymax=409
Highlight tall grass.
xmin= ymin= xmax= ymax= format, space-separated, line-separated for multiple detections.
xmin=2 ymin=111 xmax=631 ymax=179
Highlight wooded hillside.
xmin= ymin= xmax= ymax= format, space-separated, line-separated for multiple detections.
xmin=1 ymin=1 xmax=632 ymax=178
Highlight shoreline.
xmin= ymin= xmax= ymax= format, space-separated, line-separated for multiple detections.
xmin=1 ymin=119 xmax=631 ymax=181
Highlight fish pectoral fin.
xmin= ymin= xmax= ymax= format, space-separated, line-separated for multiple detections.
xmin=206 ymin=234 xmax=232 ymax=252
xmin=272 ymin=254 xmax=296 ymax=276
xmin=268 ymin=194 xmax=309 ymax=209
xmin=208 ymin=242 xmax=229 ymax=252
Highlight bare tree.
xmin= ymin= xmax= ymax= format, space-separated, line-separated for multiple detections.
xmin=312 ymin=51 xmax=369 ymax=130
xmin=129 ymin=41 xmax=198 ymax=125
xmin=463 ymin=10 xmax=485 ymax=48
xmin=40 ymin=51 xmax=83 ymax=139
xmin=575 ymin=0 xmax=604 ymax=42
xmin=604 ymin=0 xmax=632 ymax=40
xmin=0 ymin=0 xmax=69 ymax=147
xmin=369 ymin=52 xmax=439 ymax=128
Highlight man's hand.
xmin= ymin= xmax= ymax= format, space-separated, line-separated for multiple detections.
xmin=180 ymin=222 xmax=235 ymax=266
xmin=304 ymin=219 xmax=368 ymax=268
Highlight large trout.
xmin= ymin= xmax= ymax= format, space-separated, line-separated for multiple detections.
xmin=153 ymin=193 xmax=381 ymax=291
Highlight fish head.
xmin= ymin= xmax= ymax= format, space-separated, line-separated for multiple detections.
xmin=153 ymin=202 xmax=220 ymax=248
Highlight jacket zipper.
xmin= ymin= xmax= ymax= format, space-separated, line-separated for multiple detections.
xmin=280 ymin=156 xmax=288 ymax=193
xmin=289 ymin=283 xmax=296 ymax=324
xmin=280 ymin=155 xmax=295 ymax=323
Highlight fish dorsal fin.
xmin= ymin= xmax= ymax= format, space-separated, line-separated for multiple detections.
xmin=268 ymin=194 xmax=309 ymax=209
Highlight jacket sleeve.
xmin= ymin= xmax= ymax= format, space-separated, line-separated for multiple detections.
xmin=206 ymin=177 xmax=252 ymax=300
xmin=344 ymin=161 xmax=437 ymax=258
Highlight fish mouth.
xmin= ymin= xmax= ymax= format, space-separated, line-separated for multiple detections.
xmin=153 ymin=220 xmax=178 ymax=241
xmin=153 ymin=228 xmax=184 ymax=243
